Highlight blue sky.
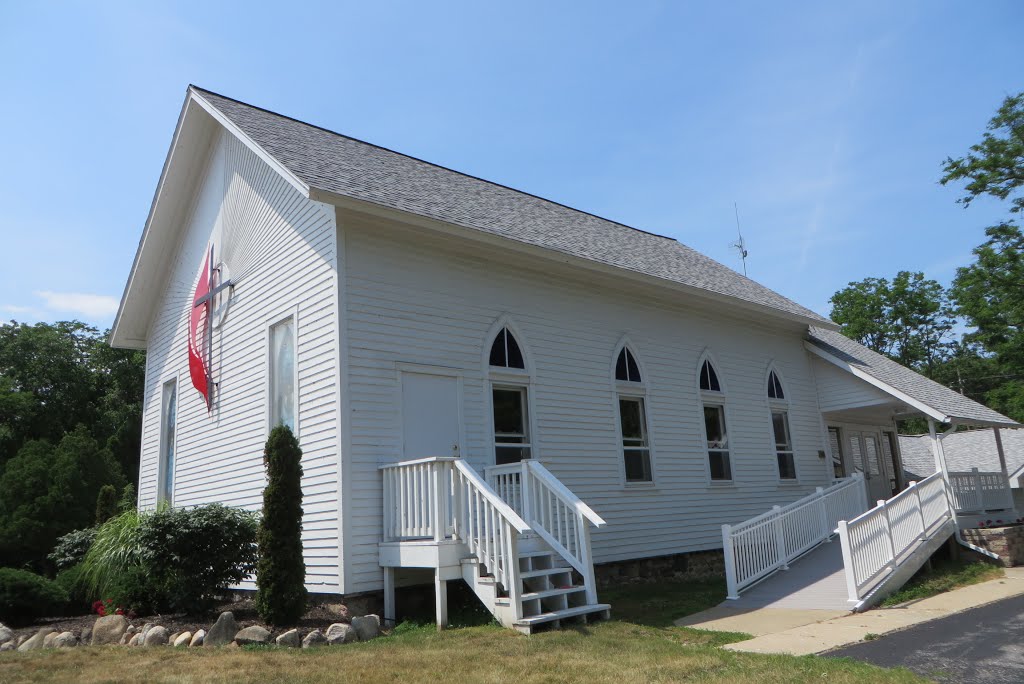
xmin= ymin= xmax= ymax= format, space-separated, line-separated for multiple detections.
xmin=0 ymin=1 xmax=1021 ymax=330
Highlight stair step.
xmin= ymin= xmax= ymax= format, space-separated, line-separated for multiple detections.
xmin=520 ymin=566 xmax=572 ymax=579
xmin=495 ymin=586 xmax=586 ymax=605
xmin=518 ymin=550 xmax=554 ymax=559
xmin=514 ymin=603 xmax=612 ymax=627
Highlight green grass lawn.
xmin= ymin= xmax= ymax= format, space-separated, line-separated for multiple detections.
xmin=0 ymin=579 xmax=927 ymax=684
xmin=881 ymin=558 xmax=1004 ymax=607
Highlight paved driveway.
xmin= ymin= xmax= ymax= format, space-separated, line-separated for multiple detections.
xmin=827 ymin=594 xmax=1024 ymax=684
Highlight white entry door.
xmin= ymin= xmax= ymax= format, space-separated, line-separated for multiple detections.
xmin=401 ymin=370 xmax=461 ymax=460
xmin=848 ymin=430 xmax=891 ymax=503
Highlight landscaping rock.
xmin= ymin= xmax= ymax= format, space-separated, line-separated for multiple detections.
xmin=139 ymin=623 xmax=154 ymax=641
xmin=352 ymin=615 xmax=381 ymax=641
xmin=204 ymin=611 xmax=238 ymax=648
xmin=0 ymin=643 xmax=14 ymax=652
xmin=18 ymin=628 xmax=55 ymax=652
xmin=167 ymin=631 xmax=181 ymax=646
xmin=276 ymin=629 xmax=300 ymax=648
xmin=53 ymin=632 xmax=77 ymax=648
xmin=81 ymin=626 xmax=91 ymax=644
xmin=144 ymin=626 xmax=169 ymax=647
xmin=325 ymin=623 xmax=356 ymax=645
xmin=42 ymin=632 xmax=58 ymax=648
xmin=119 ymin=625 xmax=138 ymax=645
xmin=91 ymin=615 xmax=129 ymax=646
xmin=0 ymin=624 xmax=13 ymax=646
xmin=234 ymin=626 xmax=271 ymax=646
xmin=189 ymin=630 xmax=205 ymax=647
xmin=325 ymin=603 xmax=351 ymax=621
xmin=128 ymin=633 xmax=143 ymax=647
xmin=174 ymin=632 xmax=192 ymax=648
xmin=302 ymin=629 xmax=327 ymax=648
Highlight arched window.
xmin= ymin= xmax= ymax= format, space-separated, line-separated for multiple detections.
xmin=766 ymin=366 xmax=795 ymax=480
xmin=698 ymin=355 xmax=730 ymax=481
xmin=699 ymin=359 xmax=721 ymax=392
xmin=615 ymin=347 xmax=642 ymax=382
xmin=489 ymin=327 xmax=525 ymax=369
xmin=614 ymin=343 xmax=652 ymax=483
xmin=487 ymin=324 xmax=530 ymax=464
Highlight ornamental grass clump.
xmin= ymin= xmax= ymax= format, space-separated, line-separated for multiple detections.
xmin=255 ymin=425 xmax=308 ymax=625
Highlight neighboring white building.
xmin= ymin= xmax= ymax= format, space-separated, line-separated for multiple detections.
xmin=111 ymin=87 xmax=1019 ymax=629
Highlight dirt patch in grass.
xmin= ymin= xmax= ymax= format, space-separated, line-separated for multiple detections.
xmin=881 ymin=558 xmax=1004 ymax=607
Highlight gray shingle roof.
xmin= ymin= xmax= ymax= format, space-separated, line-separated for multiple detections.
xmin=192 ymin=87 xmax=830 ymax=326
xmin=808 ymin=327 xmax=1019 ymax=427
xmin=899 ymin=428 xmax=1024 ymax=481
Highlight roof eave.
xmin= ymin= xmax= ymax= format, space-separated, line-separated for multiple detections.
xmin=311 ymin=187 xmax=838 ymax=332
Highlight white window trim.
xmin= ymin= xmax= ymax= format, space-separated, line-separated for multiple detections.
xmin=157 ymin=375 xmax=179 ymax=507
xmin=610 ymin=337 xmax=657 ymax=488
xmin=266 ymin=306 xmax=300 ymax=439
xmin=482 ymin=316 xmax=539 ymax=466
xmin=764 ymin=364 xmax=800 ymax=484
xmin=491 ymin=382 xmax=533 ymax=465
xmin=695 ymin=350 xmax=734 ymax=485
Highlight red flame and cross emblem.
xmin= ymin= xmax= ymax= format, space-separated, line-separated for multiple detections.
xmin=188 ymin=244 xmax=233 ymax=410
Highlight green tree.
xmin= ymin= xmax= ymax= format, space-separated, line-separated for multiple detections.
xmin=0 ymin=428 xmax=124 ymax=571
xmin=941 ymin=92 xmax=1024 ymax=215
xmin=95 ymin=484 xmax=118 ymax=524
xmin=829 ymin=271 xmax=955 ymax=372
xmin=255 ymin=425 xmax=307 ymax=625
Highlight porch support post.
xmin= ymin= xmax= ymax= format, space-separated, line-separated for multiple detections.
xmin=383 ymin=567 xmax=396 ymax=628
xmin=434 ymin=570 xmax=448 ymax=631
xmin=994 ymin=427 xmax=1014 ymax=510
xmin=929 ymin=418 xmax=956 ymax=513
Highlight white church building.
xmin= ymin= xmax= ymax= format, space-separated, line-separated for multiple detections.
xmin=111 ymin=86 xmax=1019 ymax=631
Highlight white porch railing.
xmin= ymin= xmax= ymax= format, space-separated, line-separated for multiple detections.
xmin=838 ymin=472 xmax=952 ymax=603
xmin=486 ymin=461 xmax=606 ymax=603
xmin=722 ymin=474 xmax=868 ymax=599
xmin=380 ymin=457 xmax=530 ymax=604
xmin=948 ymin=469 xmax=1015 ymax=513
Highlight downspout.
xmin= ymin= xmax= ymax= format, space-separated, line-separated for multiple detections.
xmin=929 ymin=418 xmax=1002 ymax=560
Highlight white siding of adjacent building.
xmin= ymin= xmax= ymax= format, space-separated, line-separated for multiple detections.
xmin=137 ymin=129 xmax=343 ymax=592
xmin=339 ymin=212 xmax=836 ymax=594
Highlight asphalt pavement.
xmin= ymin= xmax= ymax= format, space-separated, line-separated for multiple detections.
xmin=827 ymin=593 xmax=1024 ymax=684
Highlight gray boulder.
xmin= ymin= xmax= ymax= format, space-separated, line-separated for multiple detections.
xmin=173 ymin=631 xmax=192 ymax=648
xmin=91 ymin=615 xmax=129 ymax=646
xmin=42 ymin=632 xmax=58 ymax=648
xmin=143 ymin=626 xmax=170 ymax=647
xmin=234 ymin=626 xmax=271 ymax=646
xmin=204 ymin=612 xmax=238 ymax=648
xmin=325 ymin=622 xmax=356 ymax=645
xmin=80 ymin=626 xmax=91 ymax=644
xmin=128 ymin=633 xmax=143 ymax=647
xmin=119 ymin=625 xmax=138 ymax=645
xmin=0 ymin=624 xmax=13 ymax=646
xmin=189 ymin=630 xmax=205 ymax=647
xmin=276 ymin=629 xmax=300 ymax=647
xmin=167 ymin=631 xmax=181 ymax=646
xmin=302 ymin=629 xmax=327 ymax=648
xmin=0 ymin=643 xmax=14 ymax=652
xmin=352 ymin=615 xmax=381 ymax=641
xmin=18 ymin=628 xmax=55 ymax=652
xmin=52 ymin=632 xmax=77 ymax=648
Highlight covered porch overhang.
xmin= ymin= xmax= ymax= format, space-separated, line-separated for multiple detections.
xmin=806 ymin=340 xmax=1021 ymax=518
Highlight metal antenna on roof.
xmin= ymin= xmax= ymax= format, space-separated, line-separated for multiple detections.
xmin=731 ymin=202 xmax=749 ymax=276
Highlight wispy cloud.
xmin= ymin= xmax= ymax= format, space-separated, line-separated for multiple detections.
xmin=33 ymin=291 xmax=119 ymax=319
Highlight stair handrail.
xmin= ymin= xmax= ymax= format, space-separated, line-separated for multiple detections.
xmin=722 ymin=474 xmax=868 ymax=599
xmin=451 ymin=460 xmax=528 ymax=618
xmin=838 ymin=471 xmax=952 ymax=603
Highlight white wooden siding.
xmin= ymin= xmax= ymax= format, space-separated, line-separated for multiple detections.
xmin=811 ymin=357 xmax=895 ymax=413
xmin=138 ymin=130 xmax=342 ymax=592
xmin=340 ymin=213 xmax=835 ymax=594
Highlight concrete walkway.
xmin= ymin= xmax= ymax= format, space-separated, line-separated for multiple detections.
xmin=676 ymin=567 xmax=1024 ymax=655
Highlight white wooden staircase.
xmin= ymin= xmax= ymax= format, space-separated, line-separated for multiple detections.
xmin=379 ymin=458 xmax=609 ymax=633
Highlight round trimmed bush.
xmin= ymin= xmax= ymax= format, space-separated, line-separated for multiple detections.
xmin=0 ymin=568 xmax=69 ymax=626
